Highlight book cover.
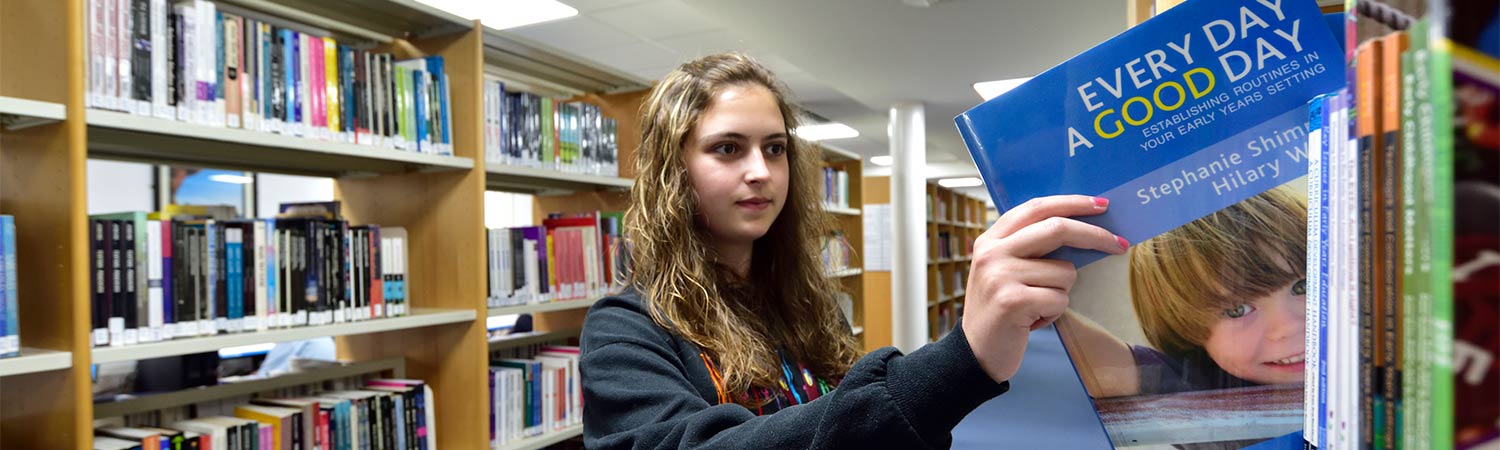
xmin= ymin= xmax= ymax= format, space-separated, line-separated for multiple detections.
xmin=953 ymin=0 xmax=1345 ymax=447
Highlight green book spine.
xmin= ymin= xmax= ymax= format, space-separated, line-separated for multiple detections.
xmin=1425 ymin=32 xmax=1455 ymax=450
xmin=1397 ymin=43 xmax=1419 ymax=450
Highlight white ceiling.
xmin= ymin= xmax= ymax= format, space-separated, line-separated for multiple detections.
xmin=505 ymin=0 xmax=1128 ymax=180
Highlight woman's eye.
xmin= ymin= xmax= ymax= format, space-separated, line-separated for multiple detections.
xmin=712 ymin=143 xmax=738 ymax=155
xmin=1291 ymin=279 xmax=1306 ymax=296
xmin=765 ymin=143 xmax=787 ymax=156
xmin=1223 ymin=303 xmax=1255 ymax=319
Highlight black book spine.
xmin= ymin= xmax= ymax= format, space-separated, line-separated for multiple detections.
xmin=193 ymin=227 xmax=206 ymax=328
xmin=130 ymin=0 xmax=151 ymax=102
xmin=121 ymin=220 xmax=139 ymax=333
xmin=165 ymin=11 xmax=177 ymax=107
xmin=384 ymin=54 xmax=395 ymax=139
xmin=108 ymin=220 xmax=125 ymax=340
xmin=511 ymin=228 xmax=523 ymax=298
xmin=171 ymin=11 xmax=185 ymax=109
xmin=270 ymin=27 xmax=285 ymax=124
xmin=91 ymin=220 xmax=107 ymax=340
xmin=215 ymin=224 xmax=228 ymax=330
xmin=243 ymin=222 xmax=256 ymax=322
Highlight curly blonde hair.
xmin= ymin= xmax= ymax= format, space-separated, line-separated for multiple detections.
xmin=625 ymin=53 xmax=860 ymax=398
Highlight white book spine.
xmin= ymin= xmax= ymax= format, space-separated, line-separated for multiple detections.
xmin=1304 ymin=100 xmax=1323 ymax=449
xmin=89 ymin=0 xmax=105 ymax=108
xmin=103 ymin=0 xmax=118 ymax=110
xmin=116 ymin=0 xmax=132 ymax=113
xmin=149 ymin=0 xmax=170 ymax=118
xmin=254 ymin=220 xmax=267 ymax=331
xmin=146 ymin=220 xmax=164 ymax=342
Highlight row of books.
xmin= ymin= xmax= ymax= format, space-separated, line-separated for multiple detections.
xmin=0 ymin=216 xmax=17 ymax=358
xmin=96 ymin=377 xmax=437 ymax=450
xmin=87 ymin=208 xmax=409 ymax=347
xmin=821 ymin=167 xmax=851 ymax=209
xmin=932 ymin=231 xmax=965 ymax=261
xmin=489 ymin=346 xmax=582 ymax=446
xmin=925 ymin=192 xmax=950 ymax=223
xmin=86 ymin=0 xmax=454 ymax=155
xmin=483 ymin=78 xmax=621 ymax=177
xmin=1304 ymin=19 xmax=1496 ymax=450
xmin=485 ymin=212 xmax=625 ymax=308
xmin=933 ymin=303 xmax=962 ymax=341
xmin=820 ymin=232 xmax=854 ymax=274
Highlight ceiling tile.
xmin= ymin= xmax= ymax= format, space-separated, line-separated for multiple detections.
xmin=506 ymin=16 xmax=641 ymax=53
xmin=591 ymin=0 xmax=720 ymax=40
xmin=560 ymin=0 xmax=654 ymax=13
xmin=630 ymin=65 xmax=678 ymax=81
xmin=574 ymin=42 xmax=684 ymax=73
xmin=653 ymin=30 xmax=756 ymax=58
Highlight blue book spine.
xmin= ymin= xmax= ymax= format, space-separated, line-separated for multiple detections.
xmin=411 ymin=68 xmax=427 ymax=153
xmin=1304 ymin=93 xmax=1326 ymax=450
xmin=426 ymin=56 xmax=451 ymax=154
xmin=161 ymin=222 xmax=173 ymax=335
xmin=1317 ymin=92 xmax=1335 ymax=450
xmin=341 ymin=46 xmax=355 ymax=136
xmin=215 ymin=11 xmax=224 ymax=103
xmin=532 ymin=362 xmax=541 ymax=430
xmin=265 ymin=219 xmax=276 ymax=323
xmin=205 ymin=221 xmax=217 ymax=331
xmin=262 ymin=25 xmax=272 ymax=124
xmin=0 ymin=215 xmax=10 ymax=356
xmin=227 ymin=228 xmax=242 ymax=324
xmin=290 ymin=31 xmax=301 ymax=127
xmin=282 ymin=29 xmax=295 ymax=123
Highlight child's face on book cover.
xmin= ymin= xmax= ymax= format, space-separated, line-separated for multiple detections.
xmin=684 ymin=84 xmax=790 ymax=246
xmin=1202 ymin=279 xmax=1307 ymax=385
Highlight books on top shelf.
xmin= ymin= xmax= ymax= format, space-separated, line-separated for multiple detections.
xmin=0 ymin=215 xmax=16 ymax=358
xmin=490 ymin=345 xmax=581 ymax=446
xmin=955 ymin=0 xmax=1344 ymax=447
xmin=97 ymin=376 xmax=438 ymax=450
xmin=484 ymin=77 xmax=620 ymax=177
xmin=86 ymin=0 xmax=454 ymax=155
xmin=88 ymin=202 xmax=410 ymax=348
xmin=487 ymin=212 xmax=625 ymax=309
xmin=822 ymin=166 xmax=850 ymax=209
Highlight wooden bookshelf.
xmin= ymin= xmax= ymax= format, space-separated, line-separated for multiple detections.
xmin=925 ymin=184 xmax=985 ymax=342
xmin=819 ymin=144 xmax=866 ymax=350
xmin=0 ymin=0 xmax=641 ymax=446
xmin=487 ymin=297 xmax=602 ymax=316
xmin=93 ymin=357 xmax=407 ymax=418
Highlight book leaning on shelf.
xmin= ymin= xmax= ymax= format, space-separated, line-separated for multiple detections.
xmin=96 ymin=377 xmax=438 ymax=450
xmin=86 ymin=0 xmax=454 ymax=155
xmin=88 ymin=203 xmax=409 ymax=347
xmin=955 ymin=0 xmax=1344 ymax=448
xmin=483 ymin=77 xmax=621 ymax=176
xmin=487 ymin=211 xmax=625 ymax=308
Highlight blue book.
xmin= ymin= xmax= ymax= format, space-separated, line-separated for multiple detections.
xmin=264 ymin=219 xmax=276 ymax=326
xmin=161 ymin=220 xmax=173 ymax=337
xmin=226 ymin=225 xmax=242 ymax=327
xmin=953 ymin=0 xmax=1345 ymax=447
xmin=0 ymin=215 xmax=11 ymax=357
xmin=425 ymin=56 xmax=451 ymax=155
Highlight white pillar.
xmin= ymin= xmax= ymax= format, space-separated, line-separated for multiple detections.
xmin=889 ymin=102 xmax=928 ymax=353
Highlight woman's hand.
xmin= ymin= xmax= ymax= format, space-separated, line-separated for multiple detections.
xmin=962 ymin=195 xmax=1127 ymax=383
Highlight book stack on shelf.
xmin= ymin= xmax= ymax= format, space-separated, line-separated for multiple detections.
xmin=87 ymin=203 xmax=410 ymax=348
xmin=86 ymin=0 xmax=454 ymax=155
xmin=97 ymin=369 xmax=437 ymax=450
xmin=483 ymin=77 xmax=620 ymax=177
xmin=486 ymin=212 xmax=625 ymax=310
xmin=490 ymin=346 xmax=582 ymax=449
xmin=820 ymin=231 xmax=855 ymax=275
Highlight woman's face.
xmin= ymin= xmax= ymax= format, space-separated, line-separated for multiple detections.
xmin=683 ymin=83 xmax=790 ymax=249
xmin=1202 ymin=279 xmax=1308 ymax=385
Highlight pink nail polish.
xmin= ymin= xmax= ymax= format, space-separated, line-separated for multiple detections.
xmin=1093 ymin=197 xmax=1109 ymax=208
xmin=1116 ymin=235 xmax=1129 ymax=251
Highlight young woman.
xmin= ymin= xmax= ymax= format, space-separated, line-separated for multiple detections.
xmin=580 ymin=53 xmax=1128 ymax=449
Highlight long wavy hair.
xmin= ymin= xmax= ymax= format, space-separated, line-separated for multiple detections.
xmin=625 ymin=53 xmax=861 ymax=398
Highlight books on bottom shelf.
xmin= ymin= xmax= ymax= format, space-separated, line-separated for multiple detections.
xmin=85 ymin=0 xmax=454 ymax=155
xmin=88 ymin=207 xmax=409 ymax=348
xmin=96 ymin=377 xmax=437 ymax=450
xmin=487 ymin=212 xmax=625 ymax=309
xmin=491 ymin=345 xmax=581 ymax=448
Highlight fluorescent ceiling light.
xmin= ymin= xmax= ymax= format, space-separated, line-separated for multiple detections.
xmin=973 ymin=77 xmax=1033 ymax=101
xmin=209 ymin=174 xmax=255 ymax=184
xmin=938 ymin=177 xmax=983 ymax=188
xmin=417 ymin=0 xmax=578 ymax=30
xmin=795 ymin=123 xmax=859 ymax=141
xmin=870 ymin=155 xmax=893 ymax=166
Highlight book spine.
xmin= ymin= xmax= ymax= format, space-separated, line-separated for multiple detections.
xmin=130 ymin=0 xmax=151 ymax=111
xmin=222 ymin=14 xmax=240 ymax=128
xmin=161 ymin=220 xmax=174 ymax=339
xmin=116 ymin=0 xmax=132 ymax=112
xmin=325 ymin=37 xmax=340 ymax=140
xmin=149 ymin=0 xmax=170 ymax=118
xmin=1424 ymin=29 xmax=1455 ymax=450
xmin=145 ymin=220 xmax=163 ymax=342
